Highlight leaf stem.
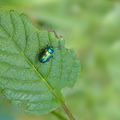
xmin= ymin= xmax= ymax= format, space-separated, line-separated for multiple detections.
xmin=51 ymin=111 xmax=67 ymax=120
xmin=61 ymin=103 xmax=76 ymax=120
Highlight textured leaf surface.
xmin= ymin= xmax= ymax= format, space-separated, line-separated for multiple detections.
xmin=0 ymin=10 xmax=80 ymax=115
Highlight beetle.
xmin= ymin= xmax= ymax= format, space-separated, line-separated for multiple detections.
xmin=38 ymin=46 xmax=54 ymax=63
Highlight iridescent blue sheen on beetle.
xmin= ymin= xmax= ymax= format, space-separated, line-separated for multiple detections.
xmin=38 ymin=46 xmax=54 ymax=63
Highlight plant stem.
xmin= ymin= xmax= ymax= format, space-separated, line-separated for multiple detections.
xmin=61 ymin=103 xmax=75 ymax=120
xmin=52 ymin=111 xmax=67 ymax=120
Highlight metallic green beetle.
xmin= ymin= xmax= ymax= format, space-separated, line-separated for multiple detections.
xmin=38 ymin=46 xmax=54 ymax=63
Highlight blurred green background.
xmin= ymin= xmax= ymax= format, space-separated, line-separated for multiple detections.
xmin=0 ymin=0 xmax=120 ymax=120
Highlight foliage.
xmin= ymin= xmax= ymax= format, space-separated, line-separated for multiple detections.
xmin=0 ymin=0 xmax=120 ymax=120
xmin=0 ymin=10 xmax=80 ymax=118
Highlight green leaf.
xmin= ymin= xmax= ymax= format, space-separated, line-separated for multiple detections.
xmin=0 ymin=10 xmax=80 ymax=115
